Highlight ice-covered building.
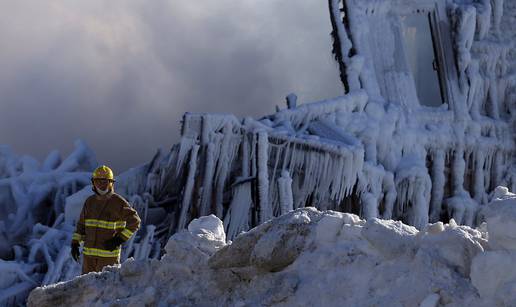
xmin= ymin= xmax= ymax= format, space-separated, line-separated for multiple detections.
xmin=1 ymin=0 xmax=515 ymax=305
xmin=147 ymin=0 xmax=515 ymax=240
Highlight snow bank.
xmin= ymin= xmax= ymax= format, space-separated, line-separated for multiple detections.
xmin=470 ymin=187 xmax=516 ymax=304
xmin=481 ymin=186 xmax=516 ymax=251
xmin=27 ymin=188 xmax=516 ymax=306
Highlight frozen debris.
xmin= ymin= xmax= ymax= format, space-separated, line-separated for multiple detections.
xmin=0 ymin=140 xmax=97 ymax=264
xmin=0 ymin=140 xmax=161 ymax=305
xmin=64 ymin=186 xmax=92 ymax=226
xmin=27 ymin=205 xmax=516 ymax=306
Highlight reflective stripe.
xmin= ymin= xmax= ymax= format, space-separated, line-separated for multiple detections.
xmin=72 ymin=233 xmax=83 ymax=241
xmin=120 ymin=228 xmax=134 ymax=240
xmin=84 ymin=219 xmax=126 ymax=230
xmin=83 ymin=247 xmax=121 ymax=258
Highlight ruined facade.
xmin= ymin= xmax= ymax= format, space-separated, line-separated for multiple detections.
xmin=145 ymin=0 xmax=515 ymax=239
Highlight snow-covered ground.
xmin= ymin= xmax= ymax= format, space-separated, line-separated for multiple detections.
xmin=27 ymin=186 xmax=516 ymax=306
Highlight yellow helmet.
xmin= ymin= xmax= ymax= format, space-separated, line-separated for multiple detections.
xmin=92 ymin=165 xmax=114 ymax=181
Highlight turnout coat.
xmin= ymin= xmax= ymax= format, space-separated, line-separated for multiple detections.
xmin=72 ymin=191 xmax=141 ymax=273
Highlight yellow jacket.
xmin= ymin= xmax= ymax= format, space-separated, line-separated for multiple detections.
xmin=72 ymin=191 xmax=141 ymax=258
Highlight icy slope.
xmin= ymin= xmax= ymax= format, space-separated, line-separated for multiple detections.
xmin=28 ymin=187 xmax=516 ymax=306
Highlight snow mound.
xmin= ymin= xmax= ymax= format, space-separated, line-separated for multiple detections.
xmin=470 ymin=187 xmax=516 ymax=304
xmin=27 ymin=190 xmax=516 ymax=306
xmin=481 ymin=186 xmax=516 ymax=251
xmin=188 ymin=214 xmax=226 ymax=244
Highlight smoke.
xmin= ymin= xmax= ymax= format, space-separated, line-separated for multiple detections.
xmin=0 ymin=0 xmax=342 ymax=172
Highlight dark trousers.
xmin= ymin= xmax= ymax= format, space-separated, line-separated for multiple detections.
xmin=82 ymin=255 xmax=120 ymax=274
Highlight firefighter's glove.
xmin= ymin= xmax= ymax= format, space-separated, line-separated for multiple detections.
xmin=71 ymin=242 xmax=80 ymax=262
xmin=104 ymin=236 xmax=125 ymax=251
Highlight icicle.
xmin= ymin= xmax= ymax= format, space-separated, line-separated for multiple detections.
xmin=445 ymin=147 xmax=479 ymax=225
xmin=134 ymin=225 xmax=155 ymax=260
xmin=466 ymin=60 xmax=482 ymax=120
xmin=175 ymin=136 xmax=197 ymax=176
xmin=452 ymin=147 xmax=466 ymax=194
xmin=473 ymin=150 xmax=486 ymax=204
xmin=214 ymin=124 xmax=233 ymax=218
xmin=224 ymin=183 xmax=253 ymax=240
xmin=491 ymin=0 xmax=504 ymax=35
xmin=474 ymin=0 xmax=491 ymax=40
xmin=361 ymin=192 xmax=378 ymax=220
xmin=381 ymin=171 xmax=396 ymax=220
xmin=257 ymin=132 xmax=271 ymax=223
xmin=277 ymin=171 xmax=294 ymax=215
xmin=446 ymin=192 xmax=478 ymax=227
xmin=199 ymin=141 xmax=216 ymax=216
xmin=242 ymin=134 xmax=251 ymax=177
xmin=332 ymin=156 xmax=345 ymax=201
xmin=487 ymin=78 xmax=500 ymax=119
xmin=492 ymin=150 xmax=505 ymax=189
xmin=351 ymin=148 xmax=364 ymax=193
xmin=454 ymin=5 xmax=477 ymax=93
xmin=394 ymin=156 xmax=431 ymax=229
xmin=483 ymin=148 xmax=494 ymax=191
xmin=412 ymin=177 xmax=431 ymax=229
xmin=429 ymin=150 xmax=445 ymax=222
xmin=318 ymin=152 xmax=332 ymax=204
xmin=267 ymin=141 xmax=284 ymax=216
xmin=177 ymin=145 xmax=200 ymax=230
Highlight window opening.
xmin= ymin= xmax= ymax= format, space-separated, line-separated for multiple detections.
xmin=401 ymin=13 xmax=444 ymax=107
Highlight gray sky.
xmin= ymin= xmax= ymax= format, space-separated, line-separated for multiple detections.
xmin=0 ymin=0 xmax=343 ymax=173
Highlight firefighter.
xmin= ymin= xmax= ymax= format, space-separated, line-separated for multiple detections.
xmin=70 ymin=165 xmax=141 ymax=274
